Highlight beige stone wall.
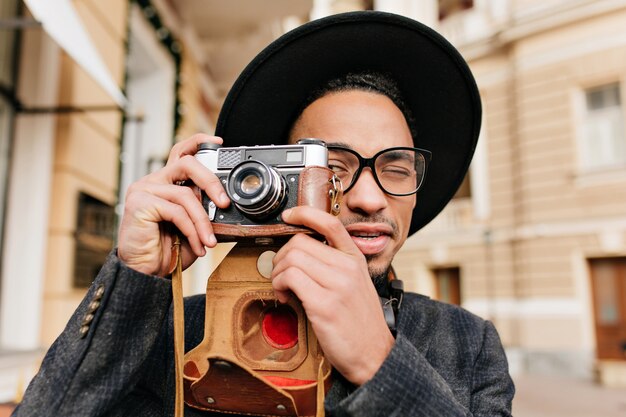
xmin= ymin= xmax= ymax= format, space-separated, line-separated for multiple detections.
xmin=41 ymin=0 xmax=128 ymax=345
xmin=395 ymin=6 xmax=626 ymax=373
xmin=39 ymin=0 xmax=228 ymax=343
xmin=481 ymin=72 xmax=516 ymax=230
xmin=178 ymin=48 xmax=214 ymax=139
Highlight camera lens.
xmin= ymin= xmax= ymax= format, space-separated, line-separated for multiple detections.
xmin=239 ymin=173 xmax=262 ymax=196
xmin=227 ymin=160 xmax=287 ymax=218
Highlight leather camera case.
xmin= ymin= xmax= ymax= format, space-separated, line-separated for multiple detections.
xmin=179 ymin=166 xmax=338 ymax=417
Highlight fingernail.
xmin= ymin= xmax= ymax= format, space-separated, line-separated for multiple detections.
xmin=220 ymin=192 xmax=230 ymax=205
xmin=208 ymin=234 xmax=217 ymax=246
xmin=282 ymin=208 xmax=292 ymax=220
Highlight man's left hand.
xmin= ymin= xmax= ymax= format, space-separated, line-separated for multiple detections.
xmin=271 ymin=206 xmax=395 ymax=386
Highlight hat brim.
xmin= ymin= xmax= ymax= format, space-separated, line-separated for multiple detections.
xmin=216 ymin=11 xmax=481 ymax=236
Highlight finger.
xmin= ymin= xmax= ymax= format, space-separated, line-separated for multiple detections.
xmin=272 ymin=265 xmax=325 ymax=305
xmin=155 ymin=234 xmax=201 ymax=277
xmin=139 ymin=193 xmax=206 ymax=257
xmin=272 ymin=234 xmax=339 ymax=273
xmin=156 ymin=155 xmax=230 ymax=208
xmin=166 ymin=134 xmax=222 ymax=165
xmin=180 ymin=237 xmax=202 ymax=269
xmin=281 ymin=206 xmax=360 ymax=255
xmin=142 ymin=183 xmax=217 ymax=247
xmin=271 ymin=243 xmax=338 ymax=288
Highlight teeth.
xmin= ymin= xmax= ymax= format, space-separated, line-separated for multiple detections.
xmin=351 ymin=233 xmax=381 ymax=238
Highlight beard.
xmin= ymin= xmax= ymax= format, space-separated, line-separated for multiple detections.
xmin=341 ymin=213 xmax=399 ymax=296
xmin=366 ymin=255 xmax=392 ymax=296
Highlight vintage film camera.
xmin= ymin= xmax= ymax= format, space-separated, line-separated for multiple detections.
xmin=195 ymin=139 xmax=331 ymax=227
xmin=179 ymin=139 xmax=338 ymax=416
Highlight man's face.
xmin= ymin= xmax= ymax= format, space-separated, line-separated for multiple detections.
xmin=289 ymin=90 xmax=416 ymax=279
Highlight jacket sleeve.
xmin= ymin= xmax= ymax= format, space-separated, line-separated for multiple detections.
xmin=12 ymin=251 xmax=173 ymax=417
xmin=326 ymin=320 xmax=514 ymax=417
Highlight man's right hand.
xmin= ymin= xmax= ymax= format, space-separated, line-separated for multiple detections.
xmin=118 ymin=134 xmax=231 ymax=277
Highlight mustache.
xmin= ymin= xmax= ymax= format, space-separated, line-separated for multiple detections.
xmin=340 ymin=214 xmax=399 ymax=238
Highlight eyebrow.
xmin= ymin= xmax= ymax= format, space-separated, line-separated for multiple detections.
xmin=326 ymin=142 xmax=355 ymax=150
xmin=378 ymin=150 xmax=415 ymax=163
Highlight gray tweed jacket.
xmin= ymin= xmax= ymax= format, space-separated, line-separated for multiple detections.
xmin=14 ymin=251 xmax=514 ymax=416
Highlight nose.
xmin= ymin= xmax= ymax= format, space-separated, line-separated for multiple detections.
xmin=344 ymin=168 xmax=388 ymax=214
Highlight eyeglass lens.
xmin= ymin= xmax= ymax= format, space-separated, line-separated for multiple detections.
xmin=328 ymin=147 xmax=427 ymax=195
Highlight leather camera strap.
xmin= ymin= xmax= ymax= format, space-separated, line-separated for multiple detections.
xmin=316 ymin=358 xmax=326 ymax=417
xmin=171 ymin=235 xmax=185 ymax=417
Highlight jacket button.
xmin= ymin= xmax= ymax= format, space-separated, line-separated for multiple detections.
xmin=82 ymin=313 xmax=94 ymax=326
xmin=79 ymin=325 xmax=89 ymax=338
xmin=88 ymin=300 xmax=101 ymax=313
xmin=94 ymin=285 xmax=105 ymax=300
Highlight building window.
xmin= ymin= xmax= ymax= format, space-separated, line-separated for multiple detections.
xmin=73 ymin=193 xmax=116 ymax=288
xmin=433 ymin=267 xmax=461 ymax=305
xmin=362 ymin=0 xmax=374 ymax=11
xmin=579 ymin=83 xmax=626 ymax=172
xmin=439 ymin=0 xmax=474 ymax=20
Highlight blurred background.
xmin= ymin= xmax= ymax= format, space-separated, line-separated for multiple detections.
xmin=0 ymin=0 xmax=625 ymax=415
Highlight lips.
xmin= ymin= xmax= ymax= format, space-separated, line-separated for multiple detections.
xmin=345 ymin=224 xmax=393 ymax=256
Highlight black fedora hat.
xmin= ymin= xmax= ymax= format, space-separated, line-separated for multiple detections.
xmin=215 ymin=11 xmax=481 ymax=236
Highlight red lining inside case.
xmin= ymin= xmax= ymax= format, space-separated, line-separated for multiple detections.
xmin=261 ymin=305 xmax=299 ymax=349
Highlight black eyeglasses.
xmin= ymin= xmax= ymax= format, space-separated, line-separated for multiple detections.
xmin=327 ymin=145 xmax=432 ymax=196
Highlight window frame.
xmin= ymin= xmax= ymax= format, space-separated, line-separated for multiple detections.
xmin=574 ymin=80 xmax=626 ymax=175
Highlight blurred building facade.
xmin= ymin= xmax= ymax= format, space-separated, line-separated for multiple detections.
xmin=397 ymin=0 xmax=626 ymax=387
xmin=0 ymin=0 xmax=625 ymax=404
xmin=1 ymin=0 xmax=152 ymax=399
xmin=0 ymin=0 xmax=312 ymax=401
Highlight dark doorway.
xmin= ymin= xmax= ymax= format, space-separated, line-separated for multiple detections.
xmin=433 ymin=267 xmax=462 ymax=306
xmin=589 ymin=257 xmax=626 ymax=360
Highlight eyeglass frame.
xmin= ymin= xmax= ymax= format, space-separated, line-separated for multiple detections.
xmin=326 ymin=145 xmax=433 ymax=196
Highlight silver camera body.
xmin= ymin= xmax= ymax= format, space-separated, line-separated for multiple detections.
xmin=195 ymin=139 xmax=328 ymax=225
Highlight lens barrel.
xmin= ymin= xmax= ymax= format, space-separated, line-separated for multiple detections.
xmin=226 ymin=160 xmax=287 ymax=218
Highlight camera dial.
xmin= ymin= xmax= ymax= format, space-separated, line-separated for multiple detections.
xmin=226 ymin=160 xmax=287 ymax=218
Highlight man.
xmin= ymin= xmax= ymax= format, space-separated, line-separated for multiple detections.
xmin=14 ymin=11 xmax=514 ymax=416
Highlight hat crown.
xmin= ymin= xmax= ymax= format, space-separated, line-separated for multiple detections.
xmin=216 ymin=11 xmax=481 ymax=235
